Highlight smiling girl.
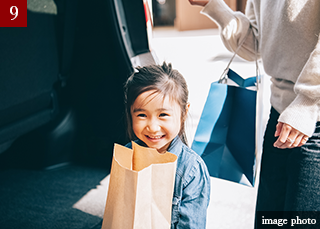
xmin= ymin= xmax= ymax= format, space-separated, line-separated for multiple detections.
xmin=124 ymin=62 xmax=211 ymax=228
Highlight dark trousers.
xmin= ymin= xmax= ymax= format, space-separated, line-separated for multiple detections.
xmin=255 ymin=108 xmax=320 ymax=228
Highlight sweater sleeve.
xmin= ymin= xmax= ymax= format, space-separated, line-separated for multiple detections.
xmin=201 ymin=0 xmax=258 ymax=61
xmin=278 ymin=40 xmax=320 ymax=136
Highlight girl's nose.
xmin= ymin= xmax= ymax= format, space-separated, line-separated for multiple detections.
xmin=146 ymin=120 xmax=161 ymax=132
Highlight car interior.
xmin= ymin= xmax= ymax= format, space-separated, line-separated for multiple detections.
xmin=0 ymin=0 xmax=156 ymax=228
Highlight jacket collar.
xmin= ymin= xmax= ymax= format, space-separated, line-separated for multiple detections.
xmin=167 ymin=135 xmax=183 ymax=157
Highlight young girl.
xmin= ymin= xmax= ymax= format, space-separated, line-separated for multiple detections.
xmin=124 ymin=62 xmax=210 ymax=228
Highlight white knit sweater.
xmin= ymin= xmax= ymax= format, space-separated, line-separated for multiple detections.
xmin=202 ymin=0 xmax=320 ymax=137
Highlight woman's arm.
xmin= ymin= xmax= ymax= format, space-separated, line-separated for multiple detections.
xmin=199 ymin=0 xmax=259 ymax=61
xmin=276 ymin=41 xmax=320 ymax=148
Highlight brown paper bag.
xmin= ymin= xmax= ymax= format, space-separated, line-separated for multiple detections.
xmin=102 ymin=142 xmax=177 ymax=229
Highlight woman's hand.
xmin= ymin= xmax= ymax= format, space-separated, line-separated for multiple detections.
xmin=274 ymin=122 xmax=309 ymax=149
xmin=188 ymin=0 xmax=209 ymax=7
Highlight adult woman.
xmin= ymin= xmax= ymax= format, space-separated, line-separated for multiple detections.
xmin=189 ymin=0 xmax=320 ymax=227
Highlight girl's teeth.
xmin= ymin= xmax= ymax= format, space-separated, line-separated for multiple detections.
xmin=149 ymin=136 xmax=161 ymax=139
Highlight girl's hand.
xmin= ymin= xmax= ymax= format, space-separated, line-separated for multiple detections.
xmin=188 ymin=0 xmax=209 ymax=7
xmin=273 ymin=122 xmax=309 ymax=149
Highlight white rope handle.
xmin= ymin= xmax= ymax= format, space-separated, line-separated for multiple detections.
xmin=218 ymin=27 xmax=260 ymax=90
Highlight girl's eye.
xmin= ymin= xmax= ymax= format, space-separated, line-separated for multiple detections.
xmin=137 ymin=113 xmax=146 ymax=118
xmin=159 ymin=113 xmax=169 ymax=117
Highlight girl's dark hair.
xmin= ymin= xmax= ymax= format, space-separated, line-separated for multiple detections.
xmin=124 ymin=62 xmax=189 ymax=145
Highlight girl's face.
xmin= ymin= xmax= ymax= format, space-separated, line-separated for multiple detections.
xmin=131 ymin=90 xmax=182 ymax=153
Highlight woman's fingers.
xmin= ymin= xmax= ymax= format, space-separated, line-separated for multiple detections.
xmin=274 ymin=122 xmax=309 ymax=149
xmin=274 ymin=123 xmax=291 ymax=148
xmin=291 ymin=134 xmax=303 ymax=148
xmin=298 ymin=135 xmax=309 ymax=147
xmin=274 ymin=122 xmax=283 ymax=137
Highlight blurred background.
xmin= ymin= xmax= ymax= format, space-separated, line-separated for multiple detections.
xmin=150 ymin=0 xmax=247 ymax=30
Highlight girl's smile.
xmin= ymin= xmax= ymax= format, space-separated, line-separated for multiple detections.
xmin=131 ymin=90 xmax=181 ymax=153
xmin=146 ymin=135 xmax=165 ymax=140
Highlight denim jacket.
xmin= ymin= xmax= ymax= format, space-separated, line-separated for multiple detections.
xmin=125 ymin=136 xmax=211 ymax=229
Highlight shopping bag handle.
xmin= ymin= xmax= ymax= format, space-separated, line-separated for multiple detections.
xmin=227 ymin=69 xmax=256 ymax=88
xmin=219 ymin=27 xmax=261 ymax=90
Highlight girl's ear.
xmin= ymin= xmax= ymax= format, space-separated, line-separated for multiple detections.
xmin=184 ymin=103 xmax=190 ymax=119
xmin=186 ymin=103 xmax=190 ymax=114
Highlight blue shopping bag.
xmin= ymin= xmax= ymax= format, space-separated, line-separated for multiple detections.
xmin=191 ymin=69 xmax=259 ymax=187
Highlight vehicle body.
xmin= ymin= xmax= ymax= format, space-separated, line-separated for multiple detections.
xmin=0 ymin=0 xmax=156 ymax=228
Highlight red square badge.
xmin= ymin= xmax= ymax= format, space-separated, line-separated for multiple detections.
xmin=0 ymin=0 xmax=27 ymax=27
